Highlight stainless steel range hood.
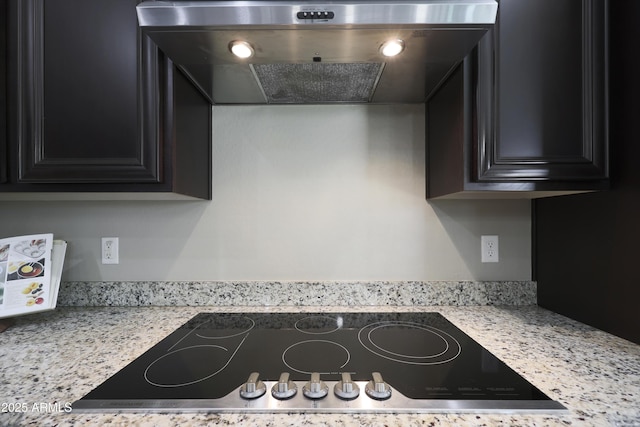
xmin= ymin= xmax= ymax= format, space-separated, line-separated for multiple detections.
xmin=137 ymin=0 xmax=498 ymax=104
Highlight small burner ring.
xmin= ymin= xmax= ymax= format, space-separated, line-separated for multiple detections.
xmin=295 ymin=315 xmax=342 ymax=335
xmin=195 ymin=316 xmax=255 ymax=339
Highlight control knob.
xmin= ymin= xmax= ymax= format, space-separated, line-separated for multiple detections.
xmin=271 ymin=372 xmax=297 ymax=400
xmin=365 ymin=372 xmax=392 ymax=400
xmin=302 ymin=372 xmax=329 ymax=399
xmin=333 ymin=372 xmax=360 ymax=400
xmin=239 ymin=372 xmax=266 ymax=399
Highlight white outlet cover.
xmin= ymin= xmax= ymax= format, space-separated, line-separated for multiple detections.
xmin=101 ymin=237 xmax=119 ymax=265
xmin=481 ymin=235 xmax=499 ymax=263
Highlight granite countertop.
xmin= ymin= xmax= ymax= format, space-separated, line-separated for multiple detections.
xmin=2 ymin=303 xmax=639 ymax=427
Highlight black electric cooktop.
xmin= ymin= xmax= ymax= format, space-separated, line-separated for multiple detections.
xmin=73 ymin=312 xmax=566 ymax=413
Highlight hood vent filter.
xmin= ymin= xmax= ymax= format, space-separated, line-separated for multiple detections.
xmin=252 ymin=63 xmax=384 ymax=104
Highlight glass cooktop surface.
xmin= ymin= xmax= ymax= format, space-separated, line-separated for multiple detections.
xmin=73 ymin=312 xmax=566 ymax=413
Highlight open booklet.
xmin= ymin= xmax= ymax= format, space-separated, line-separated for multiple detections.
xmin=0 ymin=233 xmax=67 ymax=319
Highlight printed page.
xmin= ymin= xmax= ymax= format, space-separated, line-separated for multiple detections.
xmin=0 ymin=233 xmax=54 ymax=319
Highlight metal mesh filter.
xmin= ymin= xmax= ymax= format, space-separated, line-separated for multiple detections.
xmin=252 ymin=63 xmax=384 ymax=104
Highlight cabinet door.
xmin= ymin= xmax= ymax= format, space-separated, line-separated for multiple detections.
xmin=474 ymin=0 xmax=608 ymax=181
xmin=0 ymin=1 xmax=7 ymax=184
xmin=8 ymin=0 xmax=161 ymax=183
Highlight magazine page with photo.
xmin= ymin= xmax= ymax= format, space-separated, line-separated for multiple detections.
xmin=0 ymin=233 xmax=67 ymax=320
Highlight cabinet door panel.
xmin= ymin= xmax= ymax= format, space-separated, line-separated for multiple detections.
xmin=497 ymin=1 xmax=582 ymax=159
xmin=476 ymin=0 xmax=608 ymax=181
xmin=0 ymin=1 xmax=7 ymax=184
xmin=11 ymin=0 xmax=161 ymax=183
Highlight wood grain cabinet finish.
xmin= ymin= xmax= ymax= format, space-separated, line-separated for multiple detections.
xmin=0 ymin=1 xmax=7 ymax=184
xmin=427 ymin=0 xmax=609 ymax=198
xmin=4 ymin=0 xmax=211 ymax=198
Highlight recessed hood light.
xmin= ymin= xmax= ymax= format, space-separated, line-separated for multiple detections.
xmin=229 ymin=41 xmax=254 ymax=59
xmin=380 ymin=39 xmax=405 ymax=57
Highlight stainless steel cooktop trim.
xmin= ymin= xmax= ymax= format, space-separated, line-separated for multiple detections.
xmin=73 ymin=380 xmax=568 ymax=414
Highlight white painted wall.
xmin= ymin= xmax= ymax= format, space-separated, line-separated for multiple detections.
xmin=0 ymin=105 xmax=531 ymax=281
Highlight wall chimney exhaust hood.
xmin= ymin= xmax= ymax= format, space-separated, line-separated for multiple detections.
xmin=137 ymin=0 xmax=498 ymax=104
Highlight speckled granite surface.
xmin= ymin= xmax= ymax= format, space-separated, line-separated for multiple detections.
xmin=1 ymin=305 xmax=639 ymax=426
xmin=58 ymin=281 xmax=537 ymax=306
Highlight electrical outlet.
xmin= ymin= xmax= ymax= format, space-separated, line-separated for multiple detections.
xmin=101 ymin=237 xmax=119 ymax=264
xmin=481 ymin=235 xmax=499 ymax=263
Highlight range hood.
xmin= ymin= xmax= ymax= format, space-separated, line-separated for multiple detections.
xmin=137 ymin=0 xmax=498 ymax=104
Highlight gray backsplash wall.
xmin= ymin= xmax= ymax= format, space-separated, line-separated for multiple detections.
xmin=0 ymin=104 xmax=531 ymax=282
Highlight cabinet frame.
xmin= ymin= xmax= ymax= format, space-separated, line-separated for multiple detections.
xmin=474 ymin=0 xmax=608 ymax=182
xmin=8 ymin=0 xmax=162 ymax=183
xmin=0 ymin=0 xmax=7 ymax=184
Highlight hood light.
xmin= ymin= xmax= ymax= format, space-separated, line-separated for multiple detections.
xmin=380 ymin=39 xmax=405 ymax=57
xmin=229 ymin=40 xmax=254 ymax=59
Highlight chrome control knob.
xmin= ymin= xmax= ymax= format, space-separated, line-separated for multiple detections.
xmin=365 ymin=372 xmax=392 ymax=400
xmin=239 ymin=372 xmax=266 ymax=399
xmin=271 ymin=372 xmax=297 ymax=400
xmin=334 ymin=372 xmax=360 ymax=400
xmin=302 ymin=372 xmax=329 ymax=399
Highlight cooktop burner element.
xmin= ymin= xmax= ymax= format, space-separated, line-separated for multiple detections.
xmin=358 ymin=320 xmax=461 ymax=365
xmin=72 ymin=312 xmax=567 ymax=413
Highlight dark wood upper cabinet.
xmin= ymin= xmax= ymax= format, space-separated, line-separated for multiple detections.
xmin=427 ymin=0 xmax=609 ymax=199
xmin=0 ymin=0 xmax=7 ymax=184
xmin=4 ymin=0 xmax=211 ymax=198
